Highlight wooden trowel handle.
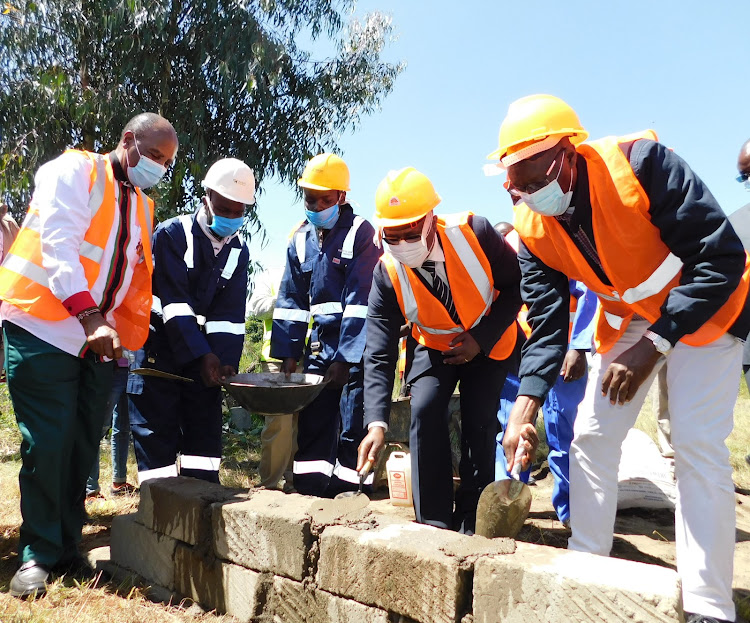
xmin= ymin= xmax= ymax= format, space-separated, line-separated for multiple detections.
xmin=358 ymin=459 xmax=373 ymax=479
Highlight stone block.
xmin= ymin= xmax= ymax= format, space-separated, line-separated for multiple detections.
xmin=174 ymin=544 xmax=266 ymax=623
xmin=137 ymin=476 xmax=247 ymax=546
xmin=317 ymin=520 xmax=514 ymax=623
xmin=473 ymin=542 xmax=682 ymax=622
xmin=268 ymin=575 xmax=390 ymax=623
xmin=111 ymin=513 xmax=178 ymax=590
xmin=213 ymin=489 xmax=312 ymax=580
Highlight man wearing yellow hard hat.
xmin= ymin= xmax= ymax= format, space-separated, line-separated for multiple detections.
xmin=270 ymin=153 xmax=382 ymax=497
xmin=492 ymin=94 xmax=750 ymax=623
xmin=357 ymin=167 xmax=522 ymax=533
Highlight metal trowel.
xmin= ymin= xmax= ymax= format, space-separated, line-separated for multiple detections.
xmin=475 ymin=446 xmax=532 ymax=539
xmin=334 ymin=459 xmax=373 ymax=502
xmin=131 ymin=368 xmax=194 ymax=383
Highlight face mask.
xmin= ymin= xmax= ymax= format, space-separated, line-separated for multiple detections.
xmin=305 ymin=202 xmax=340 ymax=229
xmin=386 ymin=217 xmax=434 ymax=268
xmin=126 ymin=137 xmax=167 ymax=189
xmin=514 ymin=154 xmax=573 ymax=217
xmin=206 ymin=196 xmax=244 ymax=238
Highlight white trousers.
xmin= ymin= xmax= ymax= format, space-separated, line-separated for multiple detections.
xmin=568 ymin=319 xmax=740 ymax=621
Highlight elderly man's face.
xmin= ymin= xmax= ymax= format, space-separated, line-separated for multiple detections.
xmin=123 ymin=129 xmax=178 ymax=170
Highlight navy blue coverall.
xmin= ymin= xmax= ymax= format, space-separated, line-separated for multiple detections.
xmin=129 ymin=213 xmax=248 ymax=484
xmin=271 ymin=204 xmax=382 ymax=497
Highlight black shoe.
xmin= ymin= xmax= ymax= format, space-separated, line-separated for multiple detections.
xmin=9 ymin=561 xmax=51 ymax=598
xmin=685 ymin=613 xmax=732 ymax=623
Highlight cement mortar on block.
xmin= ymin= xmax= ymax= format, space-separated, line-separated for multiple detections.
xmin=137 ymin=476 xmax=247 ymax=546
xmin=473 ymin=541 xmax=683 ymax=623
xmin=111 ymin=513 xmax=178 ymax=590
xmin=317 ymin=520 xmax=514 ymax=623
xmin=269 ymin=575 xmax=390 ymax=623
xmin=174 ymin=544 xmax=267 ymax=623
xmin=212 ymin=489 xmax=313 ymax=580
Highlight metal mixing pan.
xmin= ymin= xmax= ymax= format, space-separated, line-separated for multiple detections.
xmin=223 ymin=372 xmax=328 ymax=415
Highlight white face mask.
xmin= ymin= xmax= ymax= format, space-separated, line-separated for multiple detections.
xmin=513 ymin=153 xmax=573 ymax=217
xmin=386 ymin=216 xmax=434 ymax=268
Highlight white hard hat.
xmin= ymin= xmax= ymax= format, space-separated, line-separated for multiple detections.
xmin=202 ymin=158 xmax=256 ymax=205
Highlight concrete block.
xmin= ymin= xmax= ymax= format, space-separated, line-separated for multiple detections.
xmin=111 ymin=513 xmax=178 ymax=590
xmin=174 ymin=544 xmax=266 ymax=623
xmin=473 ymin=542 xmax=683 ymax=622
xmin=317 ymin=520 xmax=514 ymax=623
xmin=137 ymin=476 xmax=247 ymax=546
xmin=213 ymin=489 xmax=312 ymax=580
xmin=269 ymin=575 xmax=390 ymax=623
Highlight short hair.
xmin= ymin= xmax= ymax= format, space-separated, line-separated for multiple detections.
xmin=120 ymin=112 xmax=174 ymax=140
xmin=494 ymin=221 xmax=514 ymax=236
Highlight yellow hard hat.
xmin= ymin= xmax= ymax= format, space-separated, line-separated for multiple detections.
xmin=298 ymin=153 xmax=350 ymax=191
xmin=487 ymin=94 xmax=588 ymax=162
xmin=374 ymin=167 xmax=442 ymax=227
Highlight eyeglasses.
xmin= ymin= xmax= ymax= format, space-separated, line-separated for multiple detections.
xmin=507 ymin=148 xmax=565 ymax=197
xmin=737 ymin=172 xmax=750 ymax=184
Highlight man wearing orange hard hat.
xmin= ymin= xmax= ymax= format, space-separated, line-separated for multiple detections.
xmin=491 ymin=94 xmax=750 ymax=623
xmin=271 ymin=153 xmax=382 ymax=497
xmin=357 ymin=167 xmax=522 ymax=533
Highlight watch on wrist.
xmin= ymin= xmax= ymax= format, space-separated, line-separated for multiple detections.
xmin=644 ymin=330 xmax=672 ymax=355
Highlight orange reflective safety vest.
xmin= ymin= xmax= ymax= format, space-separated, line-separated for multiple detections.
xmin=0 ymin=150 xmax=155 ymax=350
xmin=514 ymin=130 xmax=750 ymax=353
xmin=504 ymin=229 xmax=578 ymax=341
xmin=383 ymin=212 xmax=517 ymax=360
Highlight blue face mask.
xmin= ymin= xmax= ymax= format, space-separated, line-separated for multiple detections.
xmin=126 ymin=137 xmax=167 ymax=189
xmin=207 ymin=197 xmax=244 ymax=238
xmin=305 ymin=203 xmax=340 ymax=229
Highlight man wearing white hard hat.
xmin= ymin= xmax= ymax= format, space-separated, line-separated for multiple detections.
xmin=129 ymin=157 xmax=255 ymax=484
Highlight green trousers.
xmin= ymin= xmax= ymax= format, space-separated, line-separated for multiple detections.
xmin=4 ymin=321 xmax=113 ymax=565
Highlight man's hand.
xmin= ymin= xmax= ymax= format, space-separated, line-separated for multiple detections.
xmin=560 ymin=349 xmax=587 ymax=382
xmin=502 ymin=395 xmax=542 ymax=474
xmin=442 ymin=331 xmax=481 ymax=365
xmin=357 ymin=426 xmax=386 ymax=471
xmin=200 ymin=353 xmax=225 ymax=387
xmin=324 ymin=361 xmax=351 ymax=388
xmin=80 ymin=312 xmax=122 ymax=359
xmin=601 ymin=337 xmax=662 ymax=405
xmin=280 ymin=358 xmax=297 ymax=379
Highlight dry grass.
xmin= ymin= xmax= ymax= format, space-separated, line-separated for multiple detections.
xmin=0 ymin=382 xmax=257 ymax=623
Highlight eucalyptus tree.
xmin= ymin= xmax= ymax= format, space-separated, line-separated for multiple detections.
xmin=0 ymin=0 xmax=403 ymax=224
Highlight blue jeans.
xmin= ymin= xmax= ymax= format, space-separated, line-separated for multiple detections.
xmin=86 ymin=366 xmax=131 ymax=494
xmin=495 ymin=371 xmax=587 ymax=524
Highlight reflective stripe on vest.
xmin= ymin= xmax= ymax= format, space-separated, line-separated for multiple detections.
xmin=295 ymin=230 xmax=306 ymax=264
xmin=179 ymin=215 xmax=194 ymax=269
xmin=393 ymin=260 xmax=463 ymax=336
xmin=341 ymin=216 xmax=364 ymax=259
xmin=0 ymin=150 xmax=154 ymax=351
xmin=514 ymin=130 xmax=750 ymax=352
xmin=383 ymin=213 xmax=517 ymax=361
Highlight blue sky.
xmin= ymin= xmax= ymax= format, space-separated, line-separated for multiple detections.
xmin=250 ymin=0 xmax=750 ymax=269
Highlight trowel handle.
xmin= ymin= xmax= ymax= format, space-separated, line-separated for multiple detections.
xmin=510 ymin=444 xmax=526 ymax=480
xmin=358 ymin=459 xmax=373 ymax=479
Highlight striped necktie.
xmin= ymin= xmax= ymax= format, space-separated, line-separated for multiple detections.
xmin=422 ymin=260 xmax=460 ymax=323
